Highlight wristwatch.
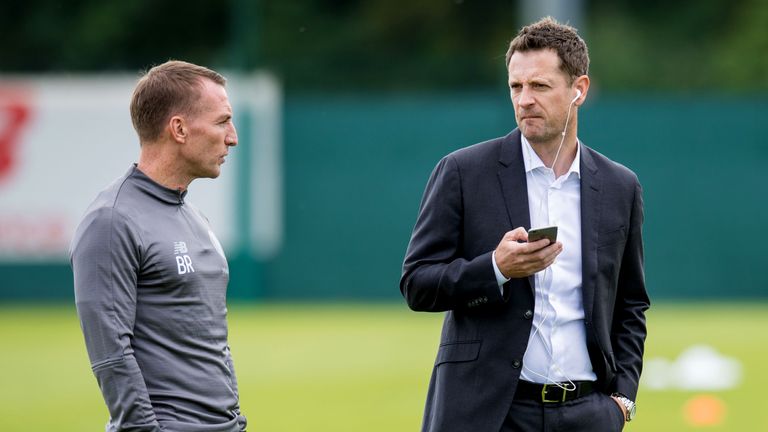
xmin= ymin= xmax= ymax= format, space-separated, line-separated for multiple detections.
xmin=612 ymin=393 xmax=637 ymax=422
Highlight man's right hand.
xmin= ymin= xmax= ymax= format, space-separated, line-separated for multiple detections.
xmin=494 ymin=227 xmax=562 ymax=279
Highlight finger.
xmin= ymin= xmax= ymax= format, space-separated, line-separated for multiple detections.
xmin=547 ymin=247 xmax=563 ymax=265
xmin=531 ymin=253 xmax=558 ymax=274
xmin=541 ymin=251 xmax=559 ymax=269
xmin=525 ymin=238 xmax=551 ymax=252
xmin=531 ymin=242 xmax=562 ymax=264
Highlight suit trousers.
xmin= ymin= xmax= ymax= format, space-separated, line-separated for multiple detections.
xmin=501 ymin=392 xmax=625 ymax=432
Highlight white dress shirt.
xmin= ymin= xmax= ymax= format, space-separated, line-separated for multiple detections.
xmin=492 ymin=136 xmax=596 ymax=384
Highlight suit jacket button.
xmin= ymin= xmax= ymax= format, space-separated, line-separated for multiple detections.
xmin=524 ymin=310 xmax=533 ymax=319
xmin=512 ymin=359 xmax=521 ymax=368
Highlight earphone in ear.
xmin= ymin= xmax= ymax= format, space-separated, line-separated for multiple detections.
xmin=571 ymin=89 xmax=582 ymax=104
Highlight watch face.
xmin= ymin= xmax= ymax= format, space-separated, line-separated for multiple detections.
xmin=628 ymin=404 xmax=637 ymax=420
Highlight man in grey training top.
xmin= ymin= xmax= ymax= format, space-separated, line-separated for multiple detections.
xmin=70 ymin=60 xmax=246 ymax=432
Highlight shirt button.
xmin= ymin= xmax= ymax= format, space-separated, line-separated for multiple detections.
xmin=524 ymin=310 xmax=533 ymax=319
xmin=512 ymin=359 xmax=521 ymax=368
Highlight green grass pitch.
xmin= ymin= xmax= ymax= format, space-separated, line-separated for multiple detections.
xmin=0 ymin=302 xmax=766 ymax=431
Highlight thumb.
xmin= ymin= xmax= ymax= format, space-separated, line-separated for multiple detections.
xmin=504 ymin=227 xmax=529 ymax=242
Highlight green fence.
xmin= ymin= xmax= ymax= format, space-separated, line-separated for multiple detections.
xmin=2 ymin=92 xmax=766 ymax=301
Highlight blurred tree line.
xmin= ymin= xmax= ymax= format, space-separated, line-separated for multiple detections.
xmin=1 ymin=0 xmax=766 ymax=92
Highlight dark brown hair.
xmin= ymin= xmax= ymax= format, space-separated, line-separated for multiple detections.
xmin=130 ymin=60 xmax=226 ymax=142
xmin=505 ymin=17 xmax=589 ymax=83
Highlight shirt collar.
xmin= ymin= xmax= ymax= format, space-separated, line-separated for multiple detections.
xmin=129 ymin=164 xmax=187 ymax=205
xmin=521 ymin=135 xmax=581 ymax=179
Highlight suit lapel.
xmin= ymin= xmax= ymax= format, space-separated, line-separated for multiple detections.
xmin=580 ymin=144 xmax=601 ymax=321
xmin=497 ymin=129 xmax=534 ymax=289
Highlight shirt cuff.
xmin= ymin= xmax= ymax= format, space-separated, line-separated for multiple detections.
xmin=492 ymin=251 xmax=510 ymax=292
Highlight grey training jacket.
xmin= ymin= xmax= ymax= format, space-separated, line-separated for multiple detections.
xmin=71 ymin=165 xmax=246 ymax=432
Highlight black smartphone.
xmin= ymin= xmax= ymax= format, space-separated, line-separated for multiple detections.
xmin=527 ymin=226 xmax=558 ymax=244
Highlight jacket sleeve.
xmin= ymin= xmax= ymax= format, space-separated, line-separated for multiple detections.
xmin=400 ymin=155 xmax=505 ymax=312
xmin=610 ymin=181 xmax=651 ymax=401
xmin=71 ymin=207 xmax=162 ymax=431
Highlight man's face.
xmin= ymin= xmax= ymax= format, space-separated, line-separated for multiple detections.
xmin=181 ymin=79 xmax=237 ymax=179
xmin=507 ymin=49 xmax=574 ymax=146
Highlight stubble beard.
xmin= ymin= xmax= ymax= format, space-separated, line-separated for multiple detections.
xmin=521 ymin=123 xmax=561 ymax=148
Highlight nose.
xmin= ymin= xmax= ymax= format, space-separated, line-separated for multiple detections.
xmin=516 ymin=87 xmax=535 ymax=109
xmin=226 ymin=124 xmax=238 ymax=147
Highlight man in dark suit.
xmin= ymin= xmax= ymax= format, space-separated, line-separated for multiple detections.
xmin=400 ymin=17 xmax=649 ymax=432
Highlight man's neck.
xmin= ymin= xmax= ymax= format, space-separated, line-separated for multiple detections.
xmin=529 ymin=132 xmax=578 ymax=178
xmin=137 ymin=143 xmax=191 ymax=192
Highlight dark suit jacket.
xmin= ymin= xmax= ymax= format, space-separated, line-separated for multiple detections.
xmin=400 ymin=129 xmax=650 ymax=432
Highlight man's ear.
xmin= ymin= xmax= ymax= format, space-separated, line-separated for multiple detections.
xmin=169 ymin=116 xmax=187 ymax=143
xmin=573 ymin=75 xmax=590 ymax=107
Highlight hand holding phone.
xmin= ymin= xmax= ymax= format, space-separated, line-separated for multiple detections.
xmin=494 ymin=226 xmax=563 ymax=279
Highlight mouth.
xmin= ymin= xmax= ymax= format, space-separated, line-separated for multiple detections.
xmin=519 ymin=115 xmax=545 ymax=125
xmin=520 ymin=114 xmax=542 ymax=120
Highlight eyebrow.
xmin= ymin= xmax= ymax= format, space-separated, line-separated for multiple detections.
xmin=509 ymin=76 xmax=552 ymax=84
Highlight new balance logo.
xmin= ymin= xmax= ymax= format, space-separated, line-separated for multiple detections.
xmin=173 ymin=241 xmax=188 ymax=254
xmin=173 ymin=241 xmax=194 ymax=274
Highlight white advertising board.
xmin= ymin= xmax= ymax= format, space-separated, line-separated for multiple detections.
xmin=0 ymin=73 xmax=281 ymax=262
